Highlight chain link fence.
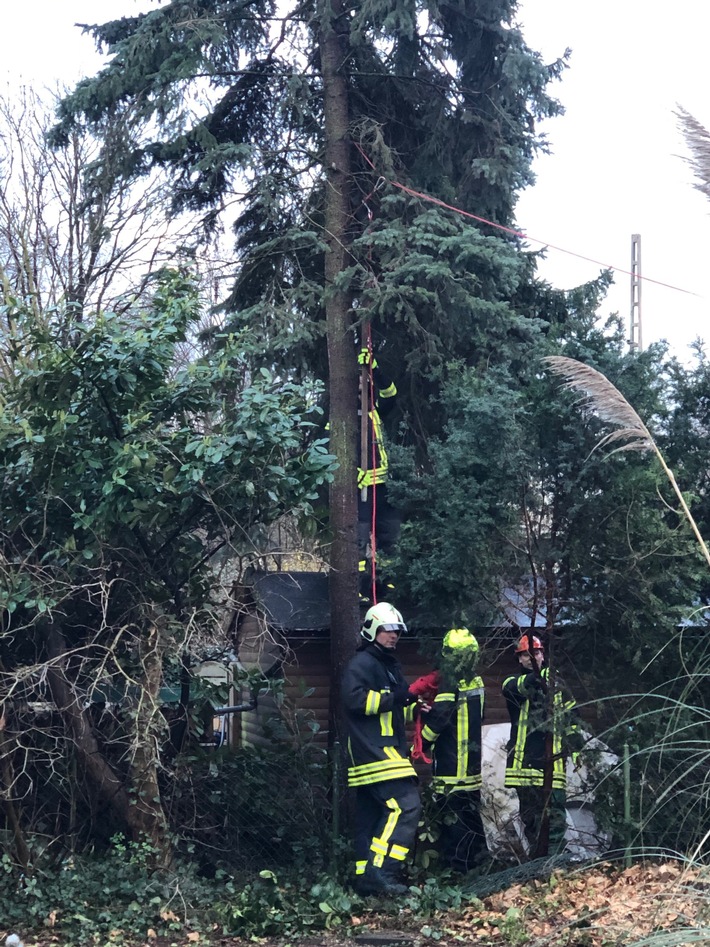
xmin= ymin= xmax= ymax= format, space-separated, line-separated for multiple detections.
xmin=164 ymin=739 xmax=336 ymax=872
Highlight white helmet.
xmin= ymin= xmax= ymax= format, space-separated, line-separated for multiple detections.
xmin=360 ymin=602 xmax=407 ymax=642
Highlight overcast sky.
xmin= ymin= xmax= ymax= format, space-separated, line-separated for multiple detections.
xmin=2 ymin=0 xmax=710 ymax=361
xmin=515 ymin=0 xmax=710 ymax=361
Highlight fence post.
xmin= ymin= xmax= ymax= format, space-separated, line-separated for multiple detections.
xmin=623 ymin=742 xmax=631 ymax=868
xmin=331 ymin=739 xmax=342 ymax=874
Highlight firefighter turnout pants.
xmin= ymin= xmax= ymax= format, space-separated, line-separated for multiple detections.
xmin=437 ymin=789 xmax=487 ymax=873
xmin=516 ymin=786 xmax=567 ymax=857
xmin=354 ymin=777 xmax=421 ymax=879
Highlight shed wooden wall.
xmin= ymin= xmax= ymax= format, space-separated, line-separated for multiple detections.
xmin=237 ymin=634 xmax=528 ymax=749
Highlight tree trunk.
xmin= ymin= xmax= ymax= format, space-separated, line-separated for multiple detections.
xmin=321 ymin=0 xmax=359 ymax=739
xmin=126 ymin=614 xmax=172 ymax=867
xmin=534 ymin=563 xmax=558 ymax=858
xmin=44 ymin=621 xmax=133 ymax=826
xmin=320 ymin=0 xmax=359 ymax=847
xmin=44 ymin=619 xmax=171 ymax=864
xmin=0 ymin=699 xmax=31 ymax=872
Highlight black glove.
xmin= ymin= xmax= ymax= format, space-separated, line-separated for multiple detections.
xmin=392 ymin=684 xmax=417 ymax=706
xmin=523 ymin=672 xmax=546 ymax=694
xmin=565 ymin=728 xmax=585 ymax=755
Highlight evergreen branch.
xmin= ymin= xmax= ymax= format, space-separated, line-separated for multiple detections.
xmin=543 ymin=355 xmax=710 ymax=570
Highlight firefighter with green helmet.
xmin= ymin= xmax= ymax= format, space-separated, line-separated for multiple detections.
xmin=342 ymin=602 xmax=421 ymax=895
xmin=420 ymin=628 xmax=488 ymax=872
xmin=502 ymin=633 xmax=581 ymax=857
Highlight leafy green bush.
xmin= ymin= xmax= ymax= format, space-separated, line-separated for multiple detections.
xmin=215 ymin=869 xmax=356 ymax=938
xmin=403 ymin=876 xmax=481 ymax=917
xmin=0 ymin=836 xmax=212 ymax=944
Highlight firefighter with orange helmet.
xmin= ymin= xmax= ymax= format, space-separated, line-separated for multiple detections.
xmin=502 ymin=632 xmax=581 ymax=857
xmin=342 ymin=602 xmax=421 ymax=895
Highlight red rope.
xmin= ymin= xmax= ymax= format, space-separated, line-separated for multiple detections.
xmin=364 ymin=325 xmax=379 ymax=604
xmin=353 ymin=142 xmax=698 ymax=297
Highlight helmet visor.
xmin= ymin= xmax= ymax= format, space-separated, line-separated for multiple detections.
xmin=378 ymin=623 xmax=406 ymax=634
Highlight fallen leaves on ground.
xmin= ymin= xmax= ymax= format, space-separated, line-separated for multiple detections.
xmin=3 ymin=860 xmax=710 ymax=947
xmin=437 ymin=860 xmax=710 ymax=945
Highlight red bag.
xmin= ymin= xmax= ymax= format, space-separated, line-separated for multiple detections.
xmin=409 ymin=670 xmax=440 ymax=763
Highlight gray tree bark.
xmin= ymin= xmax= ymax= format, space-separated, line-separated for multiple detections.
xmin=320 ymin=0 xmax=360 ymax=752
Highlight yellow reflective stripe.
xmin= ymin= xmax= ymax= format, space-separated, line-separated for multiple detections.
xmin=553 ymin=730 xmax=562 ymax=759
xmin=365 ymin=691 xmax=382 ymax=715
xmin=552 ymin=691 xmax=564 ymax=758
xmin=353 ymin=752 xmax=403 ymax=771
xmin=348 ymin=759 xmax=416 ymax=786
xmin=389 ymin=844 xmax=408 ymax=861
xmin=379 ymin=382 xmax=397 ymax=399
xmin=421 ymin=724 xmax=437 ymax=743
xmin=359 ymin=559 xmax=367 ymax=573
xmin=456 ymin=699 xmax=469 ymax=780
xmin=434 ymin=693 xmax=455 ymax=703
xmin=352 ymin=756 xmax=401 ymax=774
xmin=513 ymin=698 xmax=528 ymax=769
xmin=349 ymin=768 xmax=415 ymax=785
xmin=355 ymin=860 xmax=367 ymax=876
xmin=371 ymin=409 xmax=384 ymax=443
xmin=459 ymin=676 xmax=484 ymax=692
xmin=434 ymin=774 xmax=482 ymax=791
xmin=380 ymin=710 xmax=394 ymax=737
xmin=505 ymin=770 xmax=567 ymax=789
xmin=404 ymin=703 xmax=416 ymax=723
xmin=358 ymin=410 xmax=388 ymax=487
xmin=358 ymin=466 xmax=387 ymax=487
xmin=371 ymin=796 xmax=401 ymax=861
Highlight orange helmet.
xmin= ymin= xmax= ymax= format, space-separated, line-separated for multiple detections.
xmin=515 ymin=634 xmax=543 ymax=654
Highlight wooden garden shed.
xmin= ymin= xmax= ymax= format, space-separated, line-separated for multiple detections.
xmin=234 ymin=571 xmax=555 ymax=748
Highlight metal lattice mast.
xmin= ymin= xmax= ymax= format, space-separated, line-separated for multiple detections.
xmin=629 ymin=233 xmax=642 ymax=353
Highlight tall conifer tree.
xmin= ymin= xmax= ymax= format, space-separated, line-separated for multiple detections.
xmin=52 ymin=0 xmax=566 ymax=735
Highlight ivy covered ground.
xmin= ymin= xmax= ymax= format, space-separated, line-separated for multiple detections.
xmin=4 ymin=860 xmax=710 ymax=947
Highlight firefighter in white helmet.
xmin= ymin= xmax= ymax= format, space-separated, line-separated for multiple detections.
xmin=502 ymin=633 xmax=581 ymax=857
xmin=342 ymin=602 xmax=421 ymax=895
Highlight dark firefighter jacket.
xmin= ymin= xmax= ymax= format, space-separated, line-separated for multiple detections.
xmin=342 ymin=643 xmax=417 ymax=787
xmin=421 ymin=677 xmax=485 ymax=792
xmin=357 ymin=365 xmax=397 ymax=489
xmin=502 ymin=666 xmax=579 ymax=790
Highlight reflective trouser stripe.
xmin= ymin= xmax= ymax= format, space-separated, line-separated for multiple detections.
xmin=389 ymin=844 xmax=409 ymax=861
xmin=348 ymin=758 xmax=417 ymax=786
xmin=505 ymin=765 xmax=566 ymax=789
xmin=433 ymin=774 xmax=482 ymax=791
xmin=371 ymin=797 xmax=401 ymax=868
xmin=355 ymin=859 xmax=368 ymax=876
